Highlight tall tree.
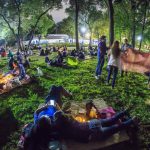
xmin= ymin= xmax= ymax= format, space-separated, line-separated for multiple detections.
xmin=108 ymin=0 xmax=114 ymax=46
xmin=139 ymin=0 xmax=149 ymax=50
xmin=0 ymin=0 xmax=62 ymax=50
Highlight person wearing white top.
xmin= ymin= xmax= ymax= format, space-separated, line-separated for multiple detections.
xmin=107 ymin=41 xmax=121 ymax=88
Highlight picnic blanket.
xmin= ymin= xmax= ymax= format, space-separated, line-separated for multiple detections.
xmin=121 ymin=48 xmax=150 ymax=74
xmin=0 ymin=75 xmax=31 ymax=95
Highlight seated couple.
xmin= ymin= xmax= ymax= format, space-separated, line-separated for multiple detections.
xmin=19 ymin=85 xmax=138 ymax=150
xmin=45 ymin=51 xmax=66 ymax=67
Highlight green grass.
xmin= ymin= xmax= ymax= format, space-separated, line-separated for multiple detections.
xmin=0 ymin=55 xmax=150 ymax=149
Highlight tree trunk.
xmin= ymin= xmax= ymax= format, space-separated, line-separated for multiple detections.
xmin=131 ymin=8 xmax=136 ymax=49
xmin=108 ymin=0 xmax=114 ymax=46
xmin=139 ymin=1 xmax=148 ymax=51
xmin=75 ymin=0 xmax=79 ymax=50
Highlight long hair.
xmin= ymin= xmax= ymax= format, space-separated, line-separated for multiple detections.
xmin=24 ymin=116 xmax=52 ymax=150
xmin=111 ymin=41 xmax=121 ymax=58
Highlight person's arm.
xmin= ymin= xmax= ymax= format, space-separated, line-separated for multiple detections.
xmin=61 ymin=86 xmax=72 ymax=98
xmin=107 ymin=49 xmax=111 ymax=57
xmin=35 ymin=104 xmax=49 ymax=114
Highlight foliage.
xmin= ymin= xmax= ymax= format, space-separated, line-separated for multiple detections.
xmin=0 ymin=52 xmax=150 ymax=149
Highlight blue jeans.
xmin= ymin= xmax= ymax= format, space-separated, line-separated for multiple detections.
xmin=45 ymin=85 xmax=71 ymax=107
xmin=107 ymin=65 xmax=118 ymax=88
xmin=96 ymin=55 xmax=105 ymax=76
xmin=89 ymin=111 xmax=133 ymax=139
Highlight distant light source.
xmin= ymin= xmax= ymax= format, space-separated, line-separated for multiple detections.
xmin=137 ymin=35 xmax=142 ymax=41
xmin=81 ymin=27 xmax=86 ymax=34
xmin=85 ymin=33 xmax=90 ymax=38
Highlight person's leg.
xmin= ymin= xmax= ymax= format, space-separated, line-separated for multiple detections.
xmin=112 ymin=66 xmax=118 ymax=88
xmin=45 ymin=85 xmax=57 ymax=103
xmin=96 ymin=58 xmax=101 ymax=76
xmin=106 ymin=65 xmax=113 ymax=84
xmin=100 ymin=119 xmax=133 ymax=138
xmin=100 ymin=111 xmax=126 ymax=127
xmin=99 ymin=55 xmax=105 ymax=75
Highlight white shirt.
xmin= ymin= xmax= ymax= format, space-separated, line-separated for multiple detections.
xmin=108 ymin=49 xmax=121 ymax=68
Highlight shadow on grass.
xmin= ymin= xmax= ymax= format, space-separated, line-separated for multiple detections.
xmin=0 ymin=108 xmax=18 ymax=149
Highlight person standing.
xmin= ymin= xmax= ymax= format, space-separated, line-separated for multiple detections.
xmin=95 ymin=35 xmax=107 ymax=79
xmin=106 ymin=41 xmax=121 ymax=88
xmin=121 ymin=39 xmax=132 ymax=77
xmin=121 ymin=39 xmax=132 ymax=53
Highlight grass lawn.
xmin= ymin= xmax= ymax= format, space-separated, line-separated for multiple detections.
xmin=0 ymin=53 xmax=150 ymax=149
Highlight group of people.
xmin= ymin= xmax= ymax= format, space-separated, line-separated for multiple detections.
xmin=18 ymin=85 xmax=138 ymax=150
xmin=0 ymin=48 xmax=32 ymax=93
xmin=95 ymin=36 xmax=132 ymax=88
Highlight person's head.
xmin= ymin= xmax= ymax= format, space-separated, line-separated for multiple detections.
xmin=13 ymin=60 xmax=18 ymax=66
xmin=111 ymin=41 xmax=120 ymax=58
xmin=86 ymin=100 xmax=94 ymax=111
xmin=100 ymin=35 xmax=106 ymax=42
xmin=124 ymin=39 xmax=128 ymax=44
xmin=34 ymin=116 xmax=51 ymax=136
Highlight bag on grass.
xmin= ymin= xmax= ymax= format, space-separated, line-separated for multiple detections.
xmin=66 ymin=56 xmax=78 ymax=66
xmin=37 ymin=67 xmax=43 ymax=76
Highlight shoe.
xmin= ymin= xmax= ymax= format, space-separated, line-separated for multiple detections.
xmin=95 ymin=76 xmax=99 ymax=80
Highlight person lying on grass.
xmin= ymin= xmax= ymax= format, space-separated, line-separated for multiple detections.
xmin=34 ymin=85 xmax=72 ymax=124
xmin=21 ymin=109 xmax=138 ymax=150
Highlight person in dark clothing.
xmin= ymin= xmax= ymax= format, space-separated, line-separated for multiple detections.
xmin=70 ymin=49 xmax=77 ymax=57
xmin=8 ymin=56 xmax=14 ymax=70
xmin=57 ymin=51 xmax=64 ymax=65
xmin=17 ymin=51 xmax=23 ymax=64
xmin=53 ymin=110 xmax=137 ymax=142
xmin=45 ymin=85 xmax=72 ymax=107
xmin=95 ymin=35 xmax=107 ymax=79
xmin=40 ymin=49 xmax=45 ymax=56
xmin=24 ymin=116 xmax=53 ymax=150
xmin=78 ymin=51 xmax=85 ymax=59
xmin=53 ymin=47 xmax=56 ymax=52
xmin=13 ymin=61 xmax=26 ymax=80
xmin=45 ymin=48 xmax=49 ymax=56
xmin=24 ymin=56 xmax=30 ymax=68
xmin=45 ymin=55 xmax=50 ymax=64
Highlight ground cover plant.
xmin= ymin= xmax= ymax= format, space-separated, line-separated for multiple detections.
xmin=0 ymin=54 xmax=150 ymax=149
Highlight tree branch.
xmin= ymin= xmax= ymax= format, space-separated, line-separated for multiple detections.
xmin=27 ymin=6 xmax=53 ymax=49
xmin=0 ymin=13 xmax=16 ymax=38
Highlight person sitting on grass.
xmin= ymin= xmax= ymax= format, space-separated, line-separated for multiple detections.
xmin=70 ymin=49 xmax=77 ymax=57
xmin=78 ymin=51 xmax=85 ymax=59
xmin=45 ymin=55 xmax=51 ymax=65
xmin=8 ymin=56 xmax=15 ymax=70
xmin=49 ymin=51 xmax=65 ymax=67
xmin=13 ymin=60 xmax=26 ymax=80
xmin=24 ymin=56 xmax=30 ymax=68
xmin=106 ymin=41 xmax=121 ymax=88
xmin=40 ymin=49 xmax=45 ymax=56
xmin=17 ymin=51 xmax=23 ymax=64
